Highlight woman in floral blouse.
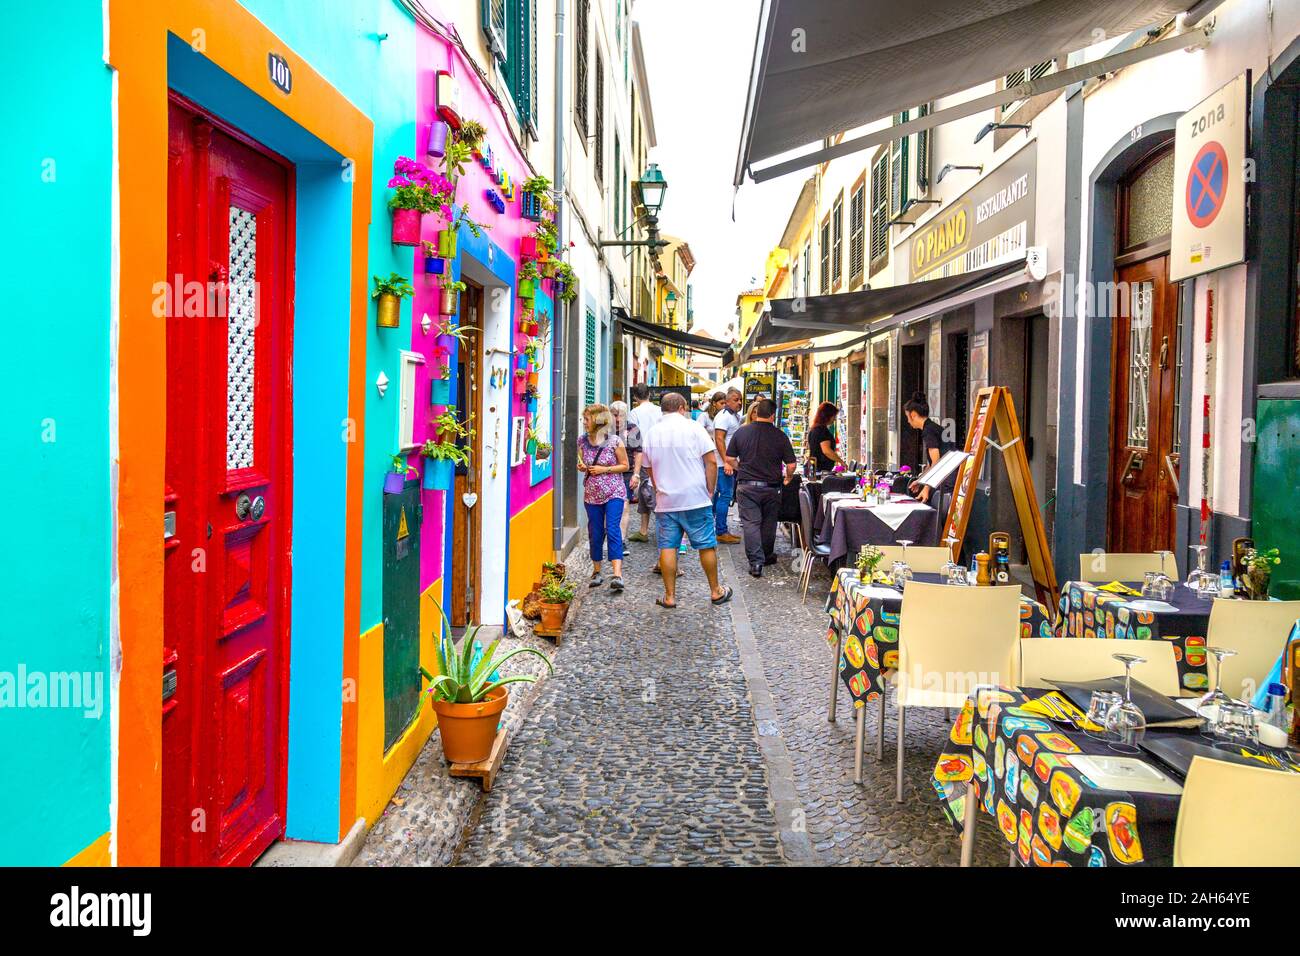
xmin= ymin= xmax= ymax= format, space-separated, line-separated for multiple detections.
xmin=577 ymin=403 xmax=630 ymax=591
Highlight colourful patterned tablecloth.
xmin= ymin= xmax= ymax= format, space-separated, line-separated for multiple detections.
xmin=931 ymin=686 xmax=1180 ymax=866
xmin=1054 ymin=581 xmax=1210 ymax=693
xmin=825 ymin=570 xmax=1053 ymax=707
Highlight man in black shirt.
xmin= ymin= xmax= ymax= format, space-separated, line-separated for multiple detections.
xmin=904 ymin=392 xmax=954 ymax=503
xmin=726 ymin=398 xmax=797 ymax=577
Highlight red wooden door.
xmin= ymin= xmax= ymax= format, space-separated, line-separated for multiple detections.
xmin=163 ymin=97 xmax=294 ymax=867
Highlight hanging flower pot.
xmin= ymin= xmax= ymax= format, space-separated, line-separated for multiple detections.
xmin=375 ymin=293 xmax=401 ymax=328
xmin=430 ymin=377 xmax=451 ymax=406
xmin=424 ymin=255 xmax=446 ymax=276
xmin=540 ymin=259 xmax=558 ymax=278
xmin=391 ymin=207 xmax=422 ymax=246
xmin=518 ymin=278 xmax=536 ymax=300
xmin=437 ymin=228 xmax=458 ymax=258
xmin=519 ymin=236 xmax=539 ymax=259
xmin=384 ymin=470 xmax=407 ymax=494
xmin=422 ymin=457 xmax=454 ymax=491
xmin=431 ymin=686 xmax=508 ymax=763
xmin=440 ymin=287 xmax=460 ymax=316
xmin=426 ymin=120 xmax=450 ymax=159
xmin=535 ymin=443 xmax=552 ymax=462
xmin=513 ymin=372 xmax=528 ymax=395
xmin=527 ymin=397 xmax=538 ymax=413
xmin=553 ymin=279 xmax=567 ymax=298
xmin=527 ymin=371 xmax=539 ymax=387
xmin=526 ymin=438 xmax=538 ymax=456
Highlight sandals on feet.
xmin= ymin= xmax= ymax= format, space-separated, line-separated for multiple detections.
xmin=711 ymin=586 xmax=734 ymax=606
xmin=655 ymin=597 xmax=677 ymax=609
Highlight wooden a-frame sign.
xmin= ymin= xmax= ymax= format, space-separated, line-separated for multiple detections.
xmin=942 ymin=386 xmax=1059 ymax=610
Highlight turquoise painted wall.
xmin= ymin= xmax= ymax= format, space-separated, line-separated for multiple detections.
xmin=0 ymin=1 xmax=113 ymax=864
xmin=240 ymin=0 xmax=418 ymax=634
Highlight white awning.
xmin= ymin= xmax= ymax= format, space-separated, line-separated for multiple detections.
xmin=736 ymin=0 xmax=1220 ymax=185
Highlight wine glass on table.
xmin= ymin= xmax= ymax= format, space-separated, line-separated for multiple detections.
xmin=942 ymin=535 xmax=963 ymax=585
xmin=1198 ymin=647 xmax=1238 ymax=735
xmin=1104 ymin=653 xmax=1148 ymax=754
xmin=1186 ymin=544 xmax=1210 ymax=592
xmin=893 ymin=539 xmax=914 ymax=587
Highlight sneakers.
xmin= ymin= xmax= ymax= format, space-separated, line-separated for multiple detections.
xmin=589 ymin=571 xmax=604 ymax=587
xmin=717 ymin=533 xmax=742 ymax=544
xmin=610 ymin=575 xmax=625 ymax=592
xmin=626 ymin=531 xmax=649 ymax=543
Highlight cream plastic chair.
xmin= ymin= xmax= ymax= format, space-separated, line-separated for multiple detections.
xmin=1174 ymin=757 xmax=1300 ymax=866
xmin=1019 ymin=638 xmax=1181 ymax=696
xmin=1205 ymin=599 xmax=1300 ymax=701
xmin=894 ymin=581 xmax=1021 ymax=804
xmin=1077 ymin=551 xmax=1178 ymax=583
xmin=876 ymin=545 xmax=952 ymax=574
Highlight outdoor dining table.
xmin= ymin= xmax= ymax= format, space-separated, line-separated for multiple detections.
xmin=824 ymin=569 xmax=1054 ymax=712
xmin=930 ymin=685 xmax=1300 ymax=867
xmin=817 ymin=492 xmax=941 ymax=566
xmin=806 ymin=475 xmax=863 ymax=537
xmin=1054 ymin=580 xmax=1215 ymax=694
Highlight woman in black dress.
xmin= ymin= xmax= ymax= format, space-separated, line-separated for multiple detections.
xmin=904 ymin=392 xmax=951 ymax=503
xmin=806 ymin=401 xmax=843 ymax=473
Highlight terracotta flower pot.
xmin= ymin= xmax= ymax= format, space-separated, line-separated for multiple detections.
xmin=391 ymin=207 xmax=421 ymax=245
xmin=432 ymin=687 xmax=507 ymax=764
xmin=539 ymin=602 xmax=566 ymax=631
xmin=376 ymin=293 xmax=401 ymax=328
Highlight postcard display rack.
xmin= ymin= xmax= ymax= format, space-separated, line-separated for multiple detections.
xmin=778 ymin=375 xmax=808 ymax=460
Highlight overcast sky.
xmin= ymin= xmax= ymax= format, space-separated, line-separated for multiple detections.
xmin=636 ymin=0 xmax=804 ymax=341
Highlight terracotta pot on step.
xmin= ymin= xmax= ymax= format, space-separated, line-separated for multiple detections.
xmin=432 ymin=686 xmax=507 ymax=764
xmin=539 ymin=601 xmax=566 ymax=631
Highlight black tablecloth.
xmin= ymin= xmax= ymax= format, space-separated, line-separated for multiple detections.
xmin=821 ymin=500 xmax=941 ymax=565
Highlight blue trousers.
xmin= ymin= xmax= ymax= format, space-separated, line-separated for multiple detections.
xmin=713 ymin=469 xmax=735 ymax=534
xmin=585 ymin=498 xmax=625 ymax=562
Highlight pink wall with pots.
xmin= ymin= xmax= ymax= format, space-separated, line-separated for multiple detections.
xmin=413 ymin=20 xmax=554 ymax=594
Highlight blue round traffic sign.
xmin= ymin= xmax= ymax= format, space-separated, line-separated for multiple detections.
xmin=1185 ymin=140 xmax=1228 ymax=228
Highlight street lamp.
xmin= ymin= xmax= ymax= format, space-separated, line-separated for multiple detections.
xmin=638 ymin=163 xmax=667 ymax=216
xmin=599 ymin=163 xmax=671 ymax=250
xmin=974 ymin=122 xmax=1030 ymax=144
xmin=666 ymin=289 xmax=677 ymax=323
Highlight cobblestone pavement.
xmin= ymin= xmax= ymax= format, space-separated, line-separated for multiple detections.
xmin=455 ymin=538 xmax=786 ymax=865
xmin=359 ymin=505 xmax=1012 ymax=867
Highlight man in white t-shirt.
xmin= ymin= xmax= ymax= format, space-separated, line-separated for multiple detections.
xmin=625 ymin=382 xmax=663 ymax=543
xmin=641 ymin=392 xmax=733 ymax=608
xmin=711 ymin=387 xmax=744 ymax=543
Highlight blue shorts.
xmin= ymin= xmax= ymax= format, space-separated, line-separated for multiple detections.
xmin=655 ymin=506 xmax=717 ymax=551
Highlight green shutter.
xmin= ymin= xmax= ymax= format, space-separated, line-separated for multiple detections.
xmin=502 ymin=0 xmax=535 ymax=130
xmin=916 ymin=104 xmax=930 ymax=191
xmin=584 ymin=310 xmax=598 ymax=405
xmin=890 ymin=111 xmax=909 ymax=217
xmin=481 ymin=0 xmax=507 ymax=61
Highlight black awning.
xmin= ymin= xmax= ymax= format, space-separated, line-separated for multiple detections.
xmin=616 ymin=312 xmax=733 ymax=357
xmin=768 ymin=257 xmax=1027 ymax=331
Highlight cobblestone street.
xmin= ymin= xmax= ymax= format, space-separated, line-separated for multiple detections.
xmin=358 ymin=521 xmax=1010 ymax=867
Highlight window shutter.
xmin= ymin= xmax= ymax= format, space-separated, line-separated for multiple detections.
xmin=819 ymin=221 xmax=830 ymax=294
xmin=594 ymin=50 xmax=605 ymax=188
xmin=915 ymin=104 xmax=930 ymax=193
xmin=849 ymin=185 xmax=865 ymax=282
xmin=481 ymin=0 xmax=507 ymax=61
xmin=585 ymin=310 xmax=598 ymax=405
xmin=527 ymin=0 xmax=537 ymax=130
xmin=831 ymin=198 xmax=843 ymax=286
xmin=870 ymin=153 xmax=889 ymax=269
xmin=889 ymin=111 xmax=909 ymax=218
xmin=574 ymin=0 xmax=589 ymax=137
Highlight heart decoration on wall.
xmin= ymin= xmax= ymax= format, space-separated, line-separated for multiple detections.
xmin=462 ymin=492 xmax=478 ymax=508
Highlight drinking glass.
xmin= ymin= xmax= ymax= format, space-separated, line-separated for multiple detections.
xmin=1186 ymin=544 xmax=1210 ymax=590
xmin=1212 ymin=700 xmax=1260 ymax=748
xmin=1152 ymin=572 xmax=1174 ymax=601
xmin=942 ymin=535 xmax=964 ymax=585
xmin=1084 ymin=690 xmax=1122 ymax=740
xmin=1141 ymin=571 xmax=1157 ymax=598
xmin=1156 ymin=550 xmax=1174 ymax=578
xmin=1105 ymin=653 xmax=1148 ymax=753
xmin=895 ymin=539 xmax=914 ymax=581
xmin=1197 ymin=646 xmax=1238 ymax=735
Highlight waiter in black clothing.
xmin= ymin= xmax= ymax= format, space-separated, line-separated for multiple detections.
xmin=904 ymin=391 xmax=953 ymax=503
xmin=726 ymin=397 xmax=797 ymax=577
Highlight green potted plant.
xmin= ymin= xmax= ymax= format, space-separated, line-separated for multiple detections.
xmin=436 ymin=203 xmax=486 ymax=259
xmin=521 ymin=174 xmax=552 ymax=220
xmin=420 ymin=239 xmax=446 ymax=276
xmin=385 ymin=453 xmax=414 ymax=494
xmin=440 ymin=279 xmax=467 ymax=316
xmin=455 ymin=119 xmax=487 ymax=154
xmin=553 ymin=261 xmax=577 ymax=302
xmin=518 ymin=259 xmax=539 ymax=301
xmin=856 ymin=544 xmax=885 ymax=582
xmin=418 ymin=604 xmax=553 ymax=763
xmin=1242 ymin=547 xmax=1282 ymax=600
xmin=419 ymin=436 xmax=468 ymax=491
xmin=538 ymin=576 xmax=577 ymax=631
xmin=372 ymin=273 xmax=414 ymax=329
xmin=433 ymin=406 xmax=475 ymax=446
xmin=534 ymin=440 xmax=552 ymax=462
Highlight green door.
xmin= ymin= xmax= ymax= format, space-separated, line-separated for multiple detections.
xmin=1253 ymin=398 xmax=1300 ymax=599
xmin=382 ymin=482 xmax=422 ymax=749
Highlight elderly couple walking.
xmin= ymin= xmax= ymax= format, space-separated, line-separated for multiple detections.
xmin=578 ymin=386 xmax=732 ymax=609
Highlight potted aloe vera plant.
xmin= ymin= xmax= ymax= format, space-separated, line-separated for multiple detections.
xmin=372 ymin=273 xmax=414 ymax=329
xmin=419 ymin=604 xmax=553 ymax=763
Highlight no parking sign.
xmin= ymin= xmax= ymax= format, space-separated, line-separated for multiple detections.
xmin=1170 ymin=73 xmax=1249 ymax=281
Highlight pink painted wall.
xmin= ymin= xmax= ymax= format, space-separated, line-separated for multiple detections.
xmin=413 ymin=21 xmax=554 ymax=595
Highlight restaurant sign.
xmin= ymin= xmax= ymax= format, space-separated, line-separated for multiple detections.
xmin=906 ymin=141 xmax=1036 ymax=282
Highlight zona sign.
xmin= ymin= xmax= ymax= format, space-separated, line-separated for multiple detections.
xmin=1185 ymin=139 xmax=1228 ymax=229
